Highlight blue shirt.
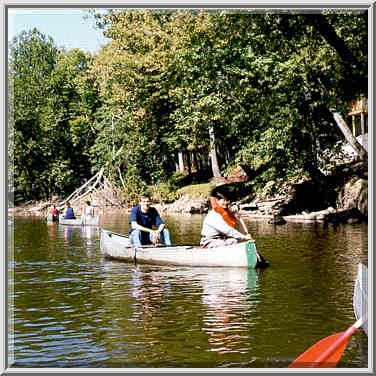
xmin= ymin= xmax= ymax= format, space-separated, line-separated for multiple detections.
xmin=64 ymin=207 xmax=76 ymax=219
xmin=129 ymin=205 xmax=164 ymax=234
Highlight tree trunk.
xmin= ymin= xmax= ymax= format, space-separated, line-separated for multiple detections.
xmin=208 ymin=125 xmax=222 ymax=178
xmin=186 ymin=151 xmax=192 ymax=175
xmin=192 ymin=151 xmax=198 ymax=173
xmin=178 ymin=151 xmax=184 ymax=173
xmin=331 ymin=110 xmax=368 ymax=161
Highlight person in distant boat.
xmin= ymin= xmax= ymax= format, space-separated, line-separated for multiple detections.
xmin=129 ymin=195 xmax=172 ymax=247
xmin=63 ymin=202 xmax=76 ymax=219
xmin=50 ymin=205 xmax=58 ymax=216
xmin=83 ymin=201 xmax=94 ymax=217
xmin=200 ymin=189 xmax=253 ymax=248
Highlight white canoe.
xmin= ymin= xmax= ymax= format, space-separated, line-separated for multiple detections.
xmin=59 ymin=215 xmax=99 ymax=226
xmin=46 ymin=214 xmax=59 ymax=222
xmin=100 ymin=229 xmax=259 ymax=268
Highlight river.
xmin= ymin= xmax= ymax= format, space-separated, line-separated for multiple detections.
xmin=8 ymin=213 xmax=368 ymax=369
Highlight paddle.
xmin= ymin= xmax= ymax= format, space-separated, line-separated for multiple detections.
xmin=288 ymin=315 xmax=366 ymax=368
xmin=236 ymin=211 xmax=269 ymax=268
xmin=289 ymin=263 xmax=368 ymax=368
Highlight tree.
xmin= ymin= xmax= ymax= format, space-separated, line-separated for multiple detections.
xmin=9 ymin=29 xmax=101 ymax=201
xmin=9 ymin=29 xmax=58 ymax=200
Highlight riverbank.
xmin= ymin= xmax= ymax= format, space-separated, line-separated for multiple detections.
xmin=9 ymin=176 xmax=367 ymax=227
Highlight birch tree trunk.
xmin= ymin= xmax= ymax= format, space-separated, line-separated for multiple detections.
xmin=208 ymin=125 xmax=222 ymax=178
xmin=177 ymin=151 xmax=185 ymax=173
xmin=331 ymin=110 xmax=368 ymax=161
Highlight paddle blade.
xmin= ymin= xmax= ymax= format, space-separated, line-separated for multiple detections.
xmin=289 ymin=328 xmax=355 ymax=368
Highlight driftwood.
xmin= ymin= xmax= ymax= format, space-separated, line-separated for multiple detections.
xmin=59 ymin=168 xmax=103 ymax=207
xmin=118 ymin=167 xmax=126 ymax=190
xmin=59 ymin=147 xmax=126 ymax=209
xmin=58 ymin=171 xmax=124 ymax=209
xmin=331 ymin=110 xmax=368 ymax=161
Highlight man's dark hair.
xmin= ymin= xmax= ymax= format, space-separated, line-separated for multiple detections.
xmin=212 ymin=191 xmax=230 ymax=200
xmin=210 ymin=186 xmax=232 ymax=201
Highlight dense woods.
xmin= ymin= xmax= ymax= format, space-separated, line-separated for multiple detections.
xmin=8 ymin=9 xmax=368 ymax=204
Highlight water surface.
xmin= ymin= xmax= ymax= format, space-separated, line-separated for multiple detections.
xmin=8 ymin=213 xmax=368 ymax=368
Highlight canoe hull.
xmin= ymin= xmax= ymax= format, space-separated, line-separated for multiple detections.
xmin=59 ymin=216 xmax=99 ymax=226
xmin=100 ymin=229 xmax=258 ymax=268
xmin=46 ymin=214 xmax=59 ymax=222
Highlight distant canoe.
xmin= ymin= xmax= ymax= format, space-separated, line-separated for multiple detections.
xmin=46 ymin=214 xmax=59 ymax=222
xmin=100 ymin=229 xmax=258 ymax=268
xmin=59 ymin=215 xmax=99 ymax=226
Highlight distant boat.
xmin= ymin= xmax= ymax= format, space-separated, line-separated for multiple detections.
xmin=46 ymin=214 xmax=59 ymax=222
xmin=100 ymin=229 xmax=260 ymax=268
xmin=59 ymin=215 xmax=99 ymax=226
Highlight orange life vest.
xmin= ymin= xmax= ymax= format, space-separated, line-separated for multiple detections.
xmin=210 ymin=197 xmax=237 ymax=228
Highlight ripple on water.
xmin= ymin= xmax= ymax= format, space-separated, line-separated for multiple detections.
xmin=10 ymin=217 xmax=368 ymax=368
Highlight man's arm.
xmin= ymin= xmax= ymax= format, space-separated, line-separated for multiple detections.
xmin=209 ymin=212 xmax=249 ymax=240
xmin=156 ymin=223 xmax=165 ymax=233
xmin=131 ymin=221 xmax=155 ymax=233
xmin=153 ymin=208 xmax=166 ymax=234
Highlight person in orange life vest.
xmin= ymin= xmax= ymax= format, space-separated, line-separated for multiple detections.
xmin=200 ymin=190 xmax=253 ymax=248
xmin=50 ymin=205 xmax=58 ymax=216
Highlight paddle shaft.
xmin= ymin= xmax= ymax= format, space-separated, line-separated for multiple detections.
xmin=235 ymin=212 xmax=269 ymax=266
xmin=237 ymin=214 xmax=253 ymax=238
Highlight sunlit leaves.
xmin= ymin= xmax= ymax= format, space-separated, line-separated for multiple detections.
xmin=11 ymin=10 xmax=366 ymax=202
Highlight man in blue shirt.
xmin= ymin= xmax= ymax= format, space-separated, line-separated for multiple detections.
xmin=63 ymin=202 xmax=76 ymax=219
xmin=129 ymin=195 xmax=172 ymax=247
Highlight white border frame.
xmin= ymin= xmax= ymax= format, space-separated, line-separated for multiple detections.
xmin=2 ymin=1 xmax=373 ymax=375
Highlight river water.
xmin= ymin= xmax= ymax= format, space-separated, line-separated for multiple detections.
xmin=8 ymin=213 xmax=369 ymax=369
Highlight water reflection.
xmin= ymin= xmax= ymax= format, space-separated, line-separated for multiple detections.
xmin=46 ymin=221 xmax=58 ymax=240
xmin=199 ymin=268 xmax=259 ymax=355
xmin=10 ymin=215 xmax=368 ymax=368
xmin=62 ymin=226 xmax=73 ymax=246
xmin=80 ymin=226 xmax=99 ymax=246
xmin=130 ymin=266 xmax=173 ymax=329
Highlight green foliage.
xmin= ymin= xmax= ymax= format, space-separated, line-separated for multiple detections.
xmin=121 ymin=176 xmax=149 ymax=206
xmin=10 ymin=29 xmax=58 ymax=200
xmin=10 ymin=30 xmax=101 ymax=201
xmin=151 ymin=182 xmax=179 ymax=204
xmin=10 ymin=10 xmax=367 ymax=203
